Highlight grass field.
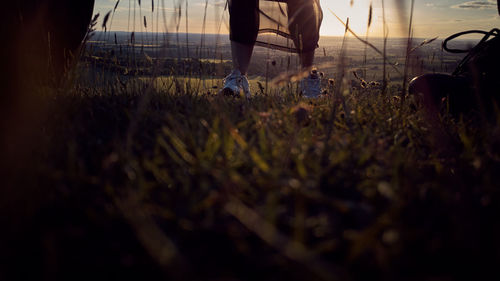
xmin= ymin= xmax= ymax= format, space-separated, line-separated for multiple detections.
xmin=2 ymin=67 xmax=499 ymax=280
xmin=2 ymin=1 xmax=500 ymax=279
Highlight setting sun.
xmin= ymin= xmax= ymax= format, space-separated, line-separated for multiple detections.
xmin=319 ymin=0 xmax=372 ymax=36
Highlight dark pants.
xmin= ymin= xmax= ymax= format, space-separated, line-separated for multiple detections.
xmin=229 ymin=0 xmax=322 ymax=53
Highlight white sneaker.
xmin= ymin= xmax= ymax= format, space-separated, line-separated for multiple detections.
xmin=221 ymin=69 xmax=251 ymax=98
xmin=300 ymin=70 xmax=321 ymax=98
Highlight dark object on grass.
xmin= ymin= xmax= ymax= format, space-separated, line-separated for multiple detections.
xmin=409 ymin=28 xmax=500 ymax=118
xmin=2 ymin=0 xmax=95 ymax=95
xmin=409 ymin=74 xmax=472 ymax=115
xmin=0 ymin=0 xmax=96 ymax=236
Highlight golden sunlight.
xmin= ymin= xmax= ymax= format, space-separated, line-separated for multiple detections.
xmin=319 ymin=0 xmax=371 ymax=36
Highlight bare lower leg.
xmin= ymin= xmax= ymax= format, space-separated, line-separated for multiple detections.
xmin=300 ymin=50 xmax=315 ymax=71
xmin=231 ymin=41 xmax=254 ymax=75
xmin=287 ymin=0 xmax=320 ymax=71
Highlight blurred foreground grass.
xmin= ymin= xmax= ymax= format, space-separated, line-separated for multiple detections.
xmin=2 ymin=75 xmax=500 ymax=281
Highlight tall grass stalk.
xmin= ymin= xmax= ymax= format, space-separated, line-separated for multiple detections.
xmin=321 ymin=16 xmax=351 ymax=168
xmin=402 ymin=0 xmax=415 ymax=101
xmin=139 ymin=0 xmax=145 ymax=51
xmin=175 ymin=1 xmax=182 ymax=69
xmin=336 ymin=18 xmax=352 ymax=127
xmin=363 ymin=2 xmax=373 ymax=78
xmin=104 ymin=0 xmax=121 ymax=43
xmin=381 ymin=0 xmax=388 ymax=95
xmin=197 ymin=0 xmax=209 ymax=91
xmin=185 ymin=0 xmax=190 ymax=60
xmin=155 ymin=0 xmax=160 ymax=58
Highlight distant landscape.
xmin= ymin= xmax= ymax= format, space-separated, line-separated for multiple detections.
xmin=83 ymin=31 xmax=470 ymax=88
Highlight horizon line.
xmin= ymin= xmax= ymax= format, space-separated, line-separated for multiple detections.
xmin=94 ymin=30 xmax=443 ymax=40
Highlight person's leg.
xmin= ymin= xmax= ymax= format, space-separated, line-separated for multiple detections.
xmin=229 ymin=0 xmax=259 ymax=75
xmin=231 ymin=42 xmax=254 ymax=76
xmin=286 ymin=0 xmax=323 ymax=97
xmin=286 ymin=0 xmax=322 ymax=70
xmin=299 ymin=50 xmax=315 ymax=70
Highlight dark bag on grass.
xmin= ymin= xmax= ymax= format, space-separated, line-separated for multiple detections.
xmin=409 ymin=28 xmax=500 ymax=117
xmin=409 ymin=0 xmax=500 ymax=117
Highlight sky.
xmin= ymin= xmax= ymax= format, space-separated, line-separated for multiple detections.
xmin=93 ymin=0 xmax=499 ymax=38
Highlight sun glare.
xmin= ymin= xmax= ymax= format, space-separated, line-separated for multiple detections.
xmin=319 ymin=0 xmax=371 ymax=36
xmin=95 ymin=0 xmax=374 ymax=37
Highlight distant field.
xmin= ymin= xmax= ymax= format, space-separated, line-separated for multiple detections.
xmin=137 ymin=75 xmax=273 ymax=94
xmin=85 ymin=32 xmax=467 ymax=83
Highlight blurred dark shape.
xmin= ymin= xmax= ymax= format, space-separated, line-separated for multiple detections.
xmin=292 ymin=104 xmax=310 ymax=125
xmin=5 ymin=0 xmax=95 ymax=88
xmin=0 ymin=0 xmax=95 ymax=259
xmin=409 ymin=74 xmax=472 ymax=115
xmin=409 ymin=28 xmax=500 ymax=119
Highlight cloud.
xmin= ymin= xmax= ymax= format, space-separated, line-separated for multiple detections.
xmin=451 ymin=0 xmax=497 ymax=10
xmin=424 ymin=2 xmax=450 ymax=9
